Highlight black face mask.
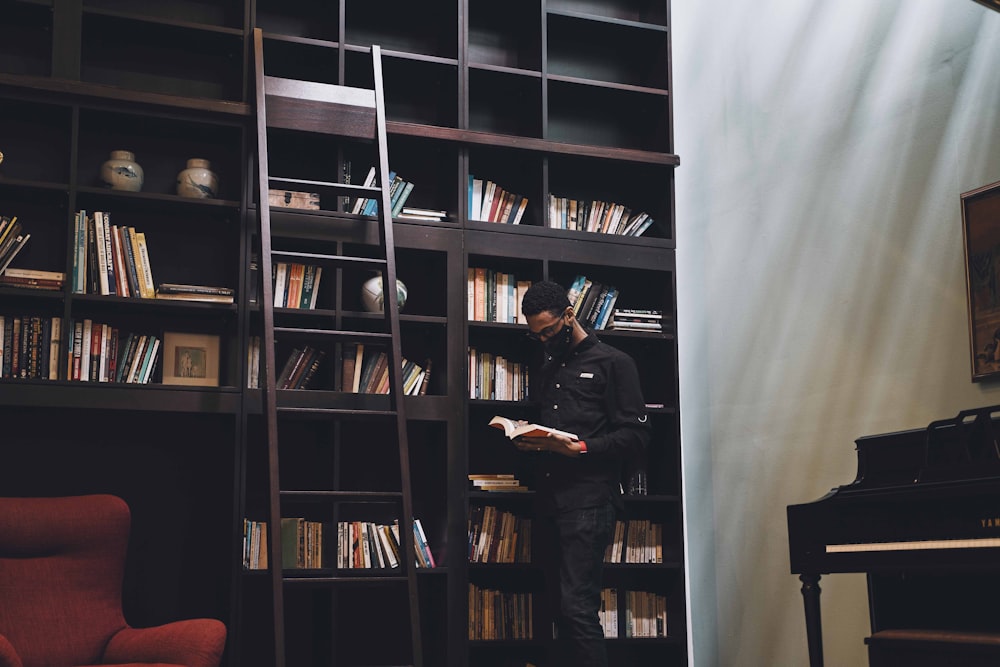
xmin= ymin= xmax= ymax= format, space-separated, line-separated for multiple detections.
xmin=543 ymin=321 xmax=574 ymax=359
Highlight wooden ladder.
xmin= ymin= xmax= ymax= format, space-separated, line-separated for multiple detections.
xmin=252 ymin=28 xmax=423 ymax=667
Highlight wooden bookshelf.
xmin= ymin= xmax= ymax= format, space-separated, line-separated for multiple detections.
xmin=0 ymin=0 xmax=683 ymax=664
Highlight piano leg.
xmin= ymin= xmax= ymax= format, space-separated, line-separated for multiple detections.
xmin=800 ymin=573 xmax=823 ymax=667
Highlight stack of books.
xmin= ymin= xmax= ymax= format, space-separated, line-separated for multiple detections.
xmin=468 ymin=473 xmax=529 ymax=493
xmin=0 ymin=315 xmax=61 ymax=379
xmin=467 ymin=267 xmax=531 ymax=324
xmin=155 ymin=283 xmax=234 ymax=304
xmin=0 ymin=268 xmax=65 ymax=291
xmin=608 ymin=309 xmax=663 ymax=332
xmin=242 ymin=519 xmax=268 ymax=570
xmin=396 ymin=207 xmax=447 ymax=222
xmin=468 ymin=175 xmax=528 ymax=224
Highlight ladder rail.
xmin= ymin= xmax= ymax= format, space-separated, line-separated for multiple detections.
xmin=371 ymin=44 xmax=424 ymax=666
xmin=252 ymin=29 xmax=423 ymax=667
xmin=251 ymin=28 xmax=287 ymax=667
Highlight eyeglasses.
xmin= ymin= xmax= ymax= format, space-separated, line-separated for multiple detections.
xmin=526 ymin=313 xmax=566 ymax=342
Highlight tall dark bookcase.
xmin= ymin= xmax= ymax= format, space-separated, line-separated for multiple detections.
xmin=0 ymin=0 xmax=684 ymax=665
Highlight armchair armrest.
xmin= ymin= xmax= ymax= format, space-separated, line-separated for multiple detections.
xmin=0 ymin=635 xmax=23 ymax=667
xmin=103 ymin=619 xmax=226 ymax=667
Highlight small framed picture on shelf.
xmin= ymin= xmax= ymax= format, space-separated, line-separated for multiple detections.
xmin=962 ymin=179 xmax=1000 ymax=382
xmin=161 ymin=332 xmax=220 ymax=387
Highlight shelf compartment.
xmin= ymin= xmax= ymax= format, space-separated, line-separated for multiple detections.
xmin=80 ymin=14 xmax=244 ymax=102
xmin=547 ymin=79 xmax=671 ymax=153
xmin=77 ymin=108 xmax=243 ymax=201
xmin=547 ymin=154 xmax=674 ymax=242
xmin=546 ymin=0 xmax=668 ymax=26
xmin=345 ymin=51 xmax=459 ymax=128
xmin=469 ymin=68 xmax=542 ymax=138
xmin=83 ymin=0 xmax=244 ymax=31
xmin=469 ymin=0 xmax=542 ymax=71
xmin=344 ymin=0 xmax=458 ymax=60
xmin=72 ymin=193 xmax=241 ymax=296
xmin=0 ymin=186 xmax=70 ymax=276
xmin=259 ymin=36 xmax=340 ymax=85
xmin=547 ymin=12 xmax=668 ymax=90
xmin=0 ymin=1 xmax=52 ymax=78
xmin=343 ymin=134 xmax=461 ymax=221
xmin=256 ymin=0 xmax=338 ymax=42
xmin=0 ymin=99 xmax=71 ymax=184
xmin=283 ymin=585 xmax=416 ymax=665
xmin=468 ymin=146 xmax=544 ymax=227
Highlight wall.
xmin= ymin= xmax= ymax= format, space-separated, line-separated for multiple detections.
xmin=672 ymin=0 xmax=1000 ymax=664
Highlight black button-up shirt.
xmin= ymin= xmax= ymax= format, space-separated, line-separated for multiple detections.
xmin=529 ymin=330 xmax=650 ymax=515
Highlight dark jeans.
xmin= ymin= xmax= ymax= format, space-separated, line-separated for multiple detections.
xmin=539 ymin=502 xmax=616 ymax=667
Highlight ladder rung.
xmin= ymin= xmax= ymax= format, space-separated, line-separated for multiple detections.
xmin=270 ymin=176 xmax=381 ymax=195
xmin=271 ymin=250 xmax=386 ymax=268
xmin=283 ymin=574 xmax=409 ymax=585
xmin=274 ymin=327 xmax=392 ymax=342
xmin=276 ymin=406 xmax=398 ymax=417
xmin=280 ymin=490 xmax=403 ymax=501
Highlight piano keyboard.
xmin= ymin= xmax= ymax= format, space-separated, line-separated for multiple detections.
xmin=827 ymin=537 xmax=1000 ymax=553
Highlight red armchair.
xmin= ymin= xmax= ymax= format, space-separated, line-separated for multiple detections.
xmin=0 ymin=494 xmax=226 ymax=667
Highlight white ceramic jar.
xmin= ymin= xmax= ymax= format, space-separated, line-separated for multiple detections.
xmin=176 ymin=158 xmax=219 ymax=198
xmin=100 ymin=150 xmax=144 ymax=192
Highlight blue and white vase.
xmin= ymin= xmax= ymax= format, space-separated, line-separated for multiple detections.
xmin=176 ymin=158 xmax=219 ymax=199
xmin=100 ymin=150 xmax=144 ymax=192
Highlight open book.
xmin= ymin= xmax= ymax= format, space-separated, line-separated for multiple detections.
xmin=489 ymin=416 xmax=578 ymax=441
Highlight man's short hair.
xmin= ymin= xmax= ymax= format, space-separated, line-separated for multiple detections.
xmin=521 ymin=280 xmax=570 ymax=318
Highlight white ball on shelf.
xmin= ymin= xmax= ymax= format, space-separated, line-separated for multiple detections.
xmin=361 ymin=274 xmax=407 ymax=313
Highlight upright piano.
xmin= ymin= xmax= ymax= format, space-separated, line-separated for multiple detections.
xmin=787 ymin=406 xmax=1000 ymax=666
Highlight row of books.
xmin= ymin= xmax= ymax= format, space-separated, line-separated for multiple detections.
xmin=342 ymin=343 xmax=430 ymax=395
xmin=273 ymin=262 xmax=322 ymax=310
xmin=0 ymin=216 xmax=31 ymax=277
xmin=468 ymin=347 xmax=529 ymax=400
xmin=567 ymin=274 xmax=618 ymax=331
xmin=0 ymin=315 xmax=60 ymax=380
xmin=547 ymin=195 xmax=655 ymax=237
xmin=623 ymin=590 xmax=668 ymax=638
xmin=468 ymin=503 xmax=532 ymax=564
xmin=599 ymin=588 xmax=668 ymax=638
xmin=242 ymin=519 xmax=268 ymax=570
xmin=468 ymin=473 xmax=529 ymax=493
xmin=338 ymin=518 xmax=436 ymax=569
xmin=604 ymin=519 xmax=663 ymax=564
xmin=276 ymin=346 xmax=326 ymax=390
xmin=281 ymin=517 xmax=324 ymax=569
xmin=609 ymin=308 xmax=664 ymax=332
xmin=350 ymin=167 xmax=416 ymax=218
xmin=468 ymin=584 xmax=533 ymax=640
xmin=72 ymin=210 xmax=156 ymax=298
xmin=468 ymin=175 xmax=529 ymax=224
xmin=68 ymin=320 xmax=160 ymax=384
xmin=242 ymin=517 xmax=435 ymax=570
xmin=467 ymin=267 xmax=530 ymax=324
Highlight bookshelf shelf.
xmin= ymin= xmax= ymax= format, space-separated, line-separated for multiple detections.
xmin=0 ymin=0 xmax=684 ymax=664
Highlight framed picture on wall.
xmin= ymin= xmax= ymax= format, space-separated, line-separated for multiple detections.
xmin=961 ymin=179 xmax=1000 ymax=381
xmin=161 ymin=332 xmax=220 ymax=386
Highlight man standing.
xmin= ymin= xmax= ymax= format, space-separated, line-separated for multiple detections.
xmin=516 ymin=280 xmax=650 ymax=667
